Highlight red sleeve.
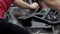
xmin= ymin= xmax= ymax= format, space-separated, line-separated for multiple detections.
xmin=0 ymin=0 xmax=14 ymax=19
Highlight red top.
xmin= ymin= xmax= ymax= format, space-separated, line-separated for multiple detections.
xmin=0 ymin=0 xmax=14 ymax=19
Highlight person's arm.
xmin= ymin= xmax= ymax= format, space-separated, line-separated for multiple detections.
xmin=13 ymin=0 xmax=38 ymax=10
xmin=43 ymin=0 xmax=60 ymax=10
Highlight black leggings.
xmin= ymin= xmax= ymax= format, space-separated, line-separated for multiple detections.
xmin=0 ymin=19 xmax=30 ymax=34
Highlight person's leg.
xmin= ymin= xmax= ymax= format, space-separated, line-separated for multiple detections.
xmin=0 ymin=19 xmax=30 ymax=34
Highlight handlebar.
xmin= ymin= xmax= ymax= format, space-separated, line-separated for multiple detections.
xmin=19 ymin=0 xmax=60 ymax=25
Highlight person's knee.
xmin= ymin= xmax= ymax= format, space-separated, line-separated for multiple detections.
xmin=10 ymin=25 xmax=30 ymax=34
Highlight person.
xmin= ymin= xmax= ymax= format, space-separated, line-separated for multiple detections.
xmin=0 ymin=0 xmax=38 ymax=34
xmin=43 ymin=0 xmax=60 ymax=10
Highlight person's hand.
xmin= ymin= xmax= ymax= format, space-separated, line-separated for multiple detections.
xmin=30 ymin=2 xmax=38 ymax=10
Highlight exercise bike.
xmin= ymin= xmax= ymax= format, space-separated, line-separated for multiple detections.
xmin=18 ymin=0 xmax=60 ymax=34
